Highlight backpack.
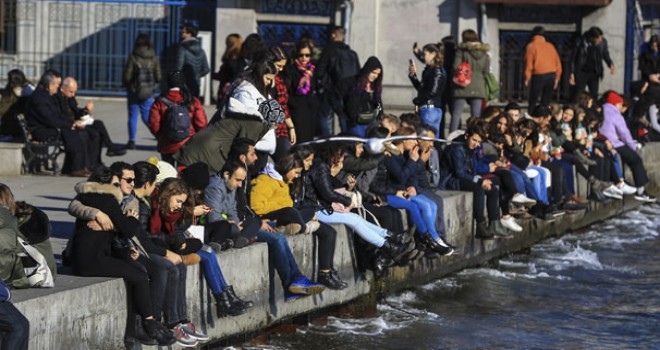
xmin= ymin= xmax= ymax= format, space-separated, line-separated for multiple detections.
xmin=161 ymin=97 xmax=191 ymax=142
xmin=453 ymin=52 xmax=472 ymax=88
xmin=17 ymin=236 xmax=54 ymax=288
xmin=133 ymin=60 xmax=155 ymax=101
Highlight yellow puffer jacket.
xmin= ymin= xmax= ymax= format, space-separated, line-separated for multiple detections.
xmin=250 ymin=174 xmax=293 ymax=215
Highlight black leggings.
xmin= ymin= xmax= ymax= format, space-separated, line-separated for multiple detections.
xmin=314 ymin=223 xmax=337 ymax=271
xmin=459 ymin=178 xmax=500 ymax=223
xmin=491 ymin=169 xmax=517 ymax=214
xmin=263 ymin=207 xmax=307 ymax=232
xmin=541 ymin=160 xmax=568 ymax=204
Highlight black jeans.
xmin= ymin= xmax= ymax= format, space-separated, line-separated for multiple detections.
xmin=0 ymin=301 xmax=29 ymax=350
xmin=491 ymin=170 xmax=517 ymax=214
xmin=315 ymin=223 xmax=338 ymax=271
xmin=263 ymin=207 xmax=307 ymax=232
xmin=529 ymin=72 xmax=556 ymax=107
xmin=542 ymin=160 xmax=568 ymax=204
xmin=149 ymin=254 xmax=187 ymax=325
xmin=616 ymin=146 xmax=648 ymax=187
xmin=459 ymin=178 xmax=500 ymax=223
xmin=574 ymin=70 xmax=600 ymax=100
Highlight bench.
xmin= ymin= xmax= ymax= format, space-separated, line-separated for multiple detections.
xmin=16 ymin=113 xmax=65 ymax=174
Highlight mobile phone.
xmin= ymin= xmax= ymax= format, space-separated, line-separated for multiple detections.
xmin=409 ymin=59 xmax=414 ymax=65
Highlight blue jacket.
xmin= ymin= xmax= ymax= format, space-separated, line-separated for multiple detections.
xmin=473 ymin=145 xmax=495 ymax=175
xmin=438 ymin=141 xmax=482 ymax=190
xmin=0 ymin=279 xmax=10 ymax=302
xmin=205 ymin=174 xmax=238 ymax=223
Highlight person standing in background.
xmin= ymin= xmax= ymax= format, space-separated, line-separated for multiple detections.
xmin=124 ymin=33 xmax=162 ymax=150
xmin=176 ymin=23 xmax=210 ymax=100
xmin=569 ymin=26 xmax=615 ymax=100
xmin=525 ymin=26 xmax=562 ymax=107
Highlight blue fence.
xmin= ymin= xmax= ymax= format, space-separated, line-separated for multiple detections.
xmin=0 ymin=0 xmax=215 ymax=95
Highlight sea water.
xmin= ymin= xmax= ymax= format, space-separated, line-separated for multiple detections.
xmin=249 ymin=205 xmax=660 ymax=350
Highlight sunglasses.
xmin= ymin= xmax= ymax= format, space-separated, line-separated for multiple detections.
xmin=298 ymin=53 xmax=311 ymax=58
xmin=122 ymin=177 xmax=134 ymax=184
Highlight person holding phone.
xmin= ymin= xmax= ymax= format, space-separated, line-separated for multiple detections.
xmin=408 ymin=43 xmax=446 ymax=136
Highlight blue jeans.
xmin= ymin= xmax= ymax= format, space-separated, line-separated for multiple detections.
xmin=419 ymin=106 xmax=443 ymax=134
xmin=127 ymin=94 xmax=154 ymax=142
xmin=510 ymin=164 xmax=543 ymax=202
xmin=349 ymin=124 xmax=369 ymax=138
xmin=556 ymin=159 xmax=576 ymax=195
xmin=527 ymin=165 xmax=549 ymax=205
xmin=197 ymin=248 xmax=228 ymax=295
xmin=0 ymin=301 xmax=29 ymax=350
xmin=149 ymin=254 xmax=187 ymax=325
xmin=387 ymin=194 xmax=439 ymax=239
xmin=317 ymin=100 xmax=334 ymax=137
xmin=316 ymin=210 xmax=388 ymax=247
xmin=612 ymin=153 xmax=623 ymax=179
xmin=417 ymin=188 xmax=447 ymax=238
xmin=255 ymin=231 xmax=304 ymax=290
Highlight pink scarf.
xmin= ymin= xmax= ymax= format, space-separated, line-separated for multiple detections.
xmin=295 ymin=60 xmax=315 ymax=95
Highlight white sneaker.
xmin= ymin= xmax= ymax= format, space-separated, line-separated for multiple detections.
xmin=500 ymin=216 xmax=522 ymax=232
xmin=608 ymin=184 xmax=623 ymax=196
xmin=512 ymin=193 xmax=537 ymax=207
xmin=602 ymin=185 xmax=623 ymax=200
xmin=618 ymin=182 xmax=637 ymax=195
xmin=634 ymin=191 xmax=657 ymax=203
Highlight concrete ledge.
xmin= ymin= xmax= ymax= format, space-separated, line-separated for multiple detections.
xmin=0 ymin=142 xmax=24 ymax=176
xmin=9 ymin=144 xmax=660 ymax=349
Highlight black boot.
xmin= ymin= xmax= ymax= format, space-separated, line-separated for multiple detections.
xmin=318 ymin=270 xmax=347 ymax=290
xmin=330 ymin=268 xmax=348 ymax=288
xmin=475 ymin=221 xmax=495 ymax=239
xmin=214 ymin=289 xmax=248 ymax=318
xmin=225 ymin=285 xmax=254 ymax=309
xmin=422 ymin=234 xmax=454 ymax=256
xmin=125 ymin=316 xmax=157 ymax=347
xmin=142 ymin=318 xmax=176 ymax=346
xmin=382 ymin=236 xmax=415 ymax=262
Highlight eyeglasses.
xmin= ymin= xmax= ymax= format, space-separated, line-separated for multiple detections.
xmin=298 ymin=53 xmax=311 ymax=58
xmin=112 ymin=182 xmax=120 ymax=188
xmin=122 ymin=177 xmax=134 ymax=184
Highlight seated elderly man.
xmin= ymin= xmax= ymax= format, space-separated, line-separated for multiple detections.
xmin=25 ymin=72 xmax=93 ymax=176
xmin=54 ymin=76 xmax=126 ymax=164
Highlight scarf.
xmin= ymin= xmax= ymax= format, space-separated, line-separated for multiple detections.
xmin=295 ymin=60 xmax=315 ymax=95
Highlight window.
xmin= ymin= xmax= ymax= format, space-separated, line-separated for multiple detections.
xmin=1 ymin=0 xmax=17 ymax=53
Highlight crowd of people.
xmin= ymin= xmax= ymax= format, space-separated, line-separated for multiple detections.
xmin=1 ymin=22 xmax=659 ymax=349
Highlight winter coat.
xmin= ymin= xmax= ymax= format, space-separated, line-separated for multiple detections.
xmin=639 ymin=50 xmax=660 ymax=82
xmin=570 ymin=36 xmax=613 ymax=79
xmin=315 ymin=41 xmax=360 ymax=107
xmin=438 ymin=140 xmax=482 ymax=190
xmin=409 ymin=65 xmax=445 ymax=107
xmin=250 ymin=173 xmax=294 ymax=215
xmin=148 ymin=89 xmax=208 ymax=155
xmin=25 ymin=86 xmax=70 ymax=130
xmin=284 ymin=64 xmax=319 ymax=143
xmin=371 ymin=152 xmax=422 ymax=196
xmin=123 ymin=46 xmax=162 ymax=95
xmin=176 ymin=37 xmax=210 ymax=88
xmin=205 ymin=174 xmax=239 ymax=223
xmin=599 ymin=103 xmax=637 ymax=150
xmin=303 ymin=160 xmax=352 ymax=211
xmin=71 ymin=182 xmax=139 ymax=276
xmin=173 ymin=99 xmax=269 ymax=174
xmin=0 ymin=207 xmax=29 ymax=288
xmin=453 ymin=42 xmax=490 ymax=99
xmin=524 ymin=35 xmax=562 ymax=81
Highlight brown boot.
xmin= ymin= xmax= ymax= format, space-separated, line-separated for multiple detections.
xmin=181 ymin=253 xmax=201 ymax=265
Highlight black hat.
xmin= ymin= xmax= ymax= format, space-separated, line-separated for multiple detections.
xmin=258 ymin=99 xmax=286 ymax=127
xmin=180 ymin=162 xmax=210 ymax=191
xmin=504 ymin=102 xmax=521 ymax=111
xmin=531 ymin=105 xmax=550 ymax=118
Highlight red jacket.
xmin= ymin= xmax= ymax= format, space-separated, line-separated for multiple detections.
xmin=148 ymin=89 xmax=208 ymax=155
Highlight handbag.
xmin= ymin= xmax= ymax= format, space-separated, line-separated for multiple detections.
xmin=331 ymin=188 xmax=363 ymax=213
xmin=485 ymin=71 xmax=500 ymax=101
xmin=356 ymin=104 xmax=381 ymax=125
xmin=110 ymin=235 xmax=135 ymax=261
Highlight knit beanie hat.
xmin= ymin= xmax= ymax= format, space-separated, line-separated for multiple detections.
xmin=258 ymin=99 xmax=286 ymax=127
xmin=180 ymin=162 xmax=210 ymax=191
xmin=605 ymin=91 xmax=624 ymax=106
xmin=148 ymin=157 xmax=178 ymax=184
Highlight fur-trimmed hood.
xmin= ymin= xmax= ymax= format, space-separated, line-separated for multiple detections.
xmin=74 ymin=182 xmax=123 ymax=203
xmin=459 ymin=42 xmax=490 ymax=60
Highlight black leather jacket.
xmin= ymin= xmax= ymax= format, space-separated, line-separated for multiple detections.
xmin=303 ymin=160 xmax=351 ymax=211
xmin=409 ymin=65 xmax=445 ymax=107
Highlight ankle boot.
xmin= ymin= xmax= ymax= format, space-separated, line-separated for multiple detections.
xmin=125 ymin=316 xmax=157 ymax=346
xmin=422 ymin=234 xmax=454 ymax=256
xmin=214 ymin=289 xmax=247 ymax=318
xmin=475 ymin=221 xmax=494 ymax=239
xmin=142 ymin=318 xmax=176 ymax=346
xmin=225 ymin=285 xmax=254 ymax=309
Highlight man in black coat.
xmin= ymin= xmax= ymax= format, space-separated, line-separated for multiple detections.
xmin=25 ymin=72 xmax=92 ymax=176
xmin=315 ymin=26 xmax=360 ymax=135
xmin=569 ymin=26 xmax=616 ymax=100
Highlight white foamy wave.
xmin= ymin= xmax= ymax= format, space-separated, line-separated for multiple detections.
xmin=420 ymin=277 xmax=462 ymax=291
xmin=458 ymin=267 xmax=569 ymax=281
xmin=307 ymin=315 xmax=408 ymax=336
xmin=379 ymin=301 xmax=440 ymax=320
xmin=534 ymin=243 xmax=603 ymax=271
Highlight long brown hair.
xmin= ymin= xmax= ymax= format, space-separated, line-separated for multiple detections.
xmin=157 ymin=178 xmax=191 ymax=218
xmin=222 ymin=33 xmax=242 ymax=62
xmin=0 ymin=183 xmax=16 ymax=215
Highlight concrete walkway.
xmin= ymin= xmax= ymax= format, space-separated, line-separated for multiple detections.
xmin=0 ymin=98 xmax=218 ymax=257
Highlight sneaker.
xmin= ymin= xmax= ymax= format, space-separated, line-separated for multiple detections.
xmin=512 ymin=193 xmax=537 ymax=207
xmin=602 ymin=185 xmax=623 ymax=200
xmin=284 ymin=292 xmax=308 ymax=303
xmin=500 ymin=216 xmax=522 ymax=232
xmin=181 ymin=322 xmax=209 ymax=342
xmin=304 ymin=220 xmax=320 ymax=234
xmin=618 ymin=182 xmax=637 ymax=195
xmin=172 ymin=324 xmax=199 ymax=347
xmin=288 ymin=277 xmax=326 ymax=295
xmin=126 ymin=140 xmax=136 ymax=150
xmin=562 ymin=200 xmax=588 ymax=211
xmin=634 ymin=191 xmax=657 ymax=203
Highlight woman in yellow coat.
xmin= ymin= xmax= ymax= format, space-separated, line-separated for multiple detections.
xmin=250 ymin=154 xmax=319 ymax=235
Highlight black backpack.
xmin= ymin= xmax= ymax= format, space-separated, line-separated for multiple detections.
xmin=133 ymin=61 xmax=155 ymax=101
xmin=160 ymin=97 xmax=191 ymax=142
